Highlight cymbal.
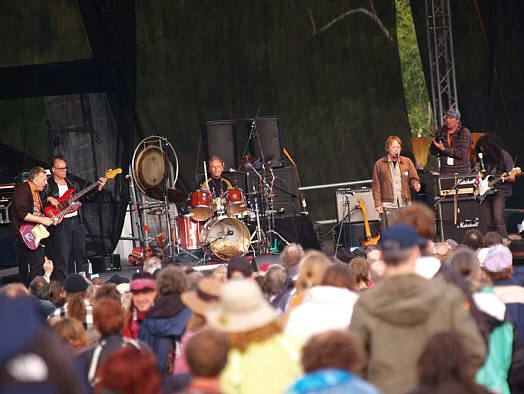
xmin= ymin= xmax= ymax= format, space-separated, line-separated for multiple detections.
xmin=146 ymin=186 xmax=188 ymax=203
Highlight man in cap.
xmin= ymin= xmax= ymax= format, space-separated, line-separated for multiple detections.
xmin=482 ymin=244 xmax=524 ymax=343
xmin=349 ymin=223 xmax=486 ymax=394
xmin=430 ymin=108 xmax=472 ymax=174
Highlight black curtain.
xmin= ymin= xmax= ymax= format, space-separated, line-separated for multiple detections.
xmin=411 ymin=1 xmax=524 ymax=209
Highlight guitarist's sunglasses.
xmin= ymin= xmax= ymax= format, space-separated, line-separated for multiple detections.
xmin=53 ymin=166 xmax=68 ymax=170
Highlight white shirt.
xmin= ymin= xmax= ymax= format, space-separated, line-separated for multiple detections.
xmin=57 ymin=183 xmax=78 ymax=218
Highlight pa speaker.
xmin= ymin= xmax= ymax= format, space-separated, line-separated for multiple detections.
xmin=251 ymin=117 xmax=283 ymax=166
xmin=438 ymin=198 xmax=480 ymax=242
xmin=201 ymin=121 xmax=237 ymax=169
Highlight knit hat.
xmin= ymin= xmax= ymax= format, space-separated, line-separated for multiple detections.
xmin=64 ymin=274 xmax=88 ymax=293
xmin=181 ymin=278 xmax=222 ymax=316
xmin=483 ymin=244 xmax=513 ymax=273
xmin=206 ymin=279 xmax=278 ymax=333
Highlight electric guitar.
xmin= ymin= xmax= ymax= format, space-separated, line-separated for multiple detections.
xmin=44 ymin=168 xmax=122 ymax=223
xmin=476 ymin=167 xmax=521 ymax=204
xmin=358 ymin=197 xmax=380 ymax=246
xmin=20 ymin=221 xmax=50 ymax=250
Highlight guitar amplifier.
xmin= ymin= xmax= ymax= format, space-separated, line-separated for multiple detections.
xmin=336 ymin=188 xmax=379 ymax=223
xmin=437 ymin=175 xmax=477 ymax=197
xmin=438 ymin=197 xmax=480 ymax=242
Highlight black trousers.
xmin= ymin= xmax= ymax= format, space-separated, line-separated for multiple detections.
xmin=479 ymin=194 xmax=507 ymax=236
xmin=16 ymin=241 xmax=45 ymax=286
xmin=50 ymin=215 xmax=88 ymax=281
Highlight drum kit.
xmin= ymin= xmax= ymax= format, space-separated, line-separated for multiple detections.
xmin=130 ymin=133 xmax=289 ymax=264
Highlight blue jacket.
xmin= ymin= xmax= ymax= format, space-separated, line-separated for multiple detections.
xmin=493 ymin=278 xmax=524 ymax=344
xmin=138 ymin=294 xmax=191 ymax=374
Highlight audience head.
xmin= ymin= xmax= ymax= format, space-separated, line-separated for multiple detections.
xmin=417 ymin=331 xmax=477 ymax=388
xmin=227 ymin=256 xmax=253 ymax=280
xmin=335 ymin=247 xmax=354 ymax=264
xmin=130 ymin=272 xmax=157 ymax=312
xmin=142 ymin=256 xmax=162 ymax=274
xmin=186 ymin=328 xmax=230 ymax=377
xmin=93 ymin=298 xmax=126 ymax=336
xmin=29 ymin=276 xmax=50 ymax=300
xmin=210 ymin=265 xmax=227 ymax=282
xmin=187 ymin=271 xmax=204 ymax=290
xmin=393 ymin=203 xmax=436 ymax=241
xmin=206 ymin=279 xmax=280 ymax=351
xmin=321 ymin=263 xmax=356 ymax=291
xmin=49 ymin=280 xmax=66 ymax=307
xmin=50 ymin=318 xmax=88 ymax=350
xmin=296 ymin=251 xmax=331 ymax=292
xmin=483 ymin=231 xmax=503 ymax=247
xmin=348 ymin=257 xmax=370 ymax=289
xmin=93 ymin=283 xmax=121 ymax=303
xmin=0 ymin=283 xmax=30 ymax=298
xmin=156 ymin=266 xmax=187 ymax=296
xmin=449 ymin=248 xmax=481 ymax=280
xmin=462 ymin=230 xmax=484 ymax=251
xmin=262 ymin=264 xmax=286 ymax=297
xmin=64 ymin=274 xmax=88 ymax=295
xmin=95 ymin=346 xmax=160 ymax=394
xmin=482 ymin=244 xmax=513 ymax=281
xmin=279 ymin=243 xmax=305 ymax=271
xmin=380 ymin=224 xmax=425 ymax=267
xmin=301 ymin=330 xmax=365 ymax=374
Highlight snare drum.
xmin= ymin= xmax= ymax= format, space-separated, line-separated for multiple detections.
xmin=224 ymin=188 xmax=247 ymax=216
xmin=173 ymin=215 xmax=202 ymax=250
xmin=190 ymin=190 xmax=213 ymax=221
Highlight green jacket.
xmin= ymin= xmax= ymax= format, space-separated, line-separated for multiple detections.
xmin=474 ymin=287 xmax=512 ymax=394
xmin=350 ymin=274 xmax=486 ymax=394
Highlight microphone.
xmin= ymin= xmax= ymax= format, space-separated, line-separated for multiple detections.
xmin=226 ymin=229 xmax=234 ymax=236
xmin=478 ymin=152 xmax=486 ymax=173
xmin=395 ymin=151 xmax=400 ymax=158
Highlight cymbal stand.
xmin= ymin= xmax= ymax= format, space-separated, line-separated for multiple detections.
xmin=249 ymin=183 xmax=266 ymax=254
xmin=265 ymin=168 xmax=289 ymax=249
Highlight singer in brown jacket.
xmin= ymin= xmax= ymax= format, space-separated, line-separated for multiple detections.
xmin=372 ymin=136 xmax=420 ymax=226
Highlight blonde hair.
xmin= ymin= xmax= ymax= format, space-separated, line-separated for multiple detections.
xmin=295 ymin=251 xmax=331 ymax=292
xmin=51 ymin=318 xmax=88 ymax=349
xmin=385 ymin=136 xmax=402 ymax=152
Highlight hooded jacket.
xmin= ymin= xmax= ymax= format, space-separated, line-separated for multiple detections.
xmin=350 ymin=274 xmax=486 ymax=394
xmin=138 ymin=294 xmax=191 ymax=375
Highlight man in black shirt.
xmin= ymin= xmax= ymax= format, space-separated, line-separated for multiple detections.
xmin=201 ymin=156 xmax=232 ymax=197
xmin=474 ymin=133 xmax=515 ymax=236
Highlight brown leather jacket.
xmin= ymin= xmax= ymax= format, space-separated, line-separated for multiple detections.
xmin=372 ymin=155 xmax=420 ymax=208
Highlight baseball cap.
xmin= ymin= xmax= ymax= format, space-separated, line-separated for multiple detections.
xmin=379 ymin=224 xmax=427 ymax=252
xmin=444 ymin=108 xmax=461 ymax=120
xmin=483 ymin=244 xmax=513 ymax=273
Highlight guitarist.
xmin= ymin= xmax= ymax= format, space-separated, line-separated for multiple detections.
xmin=42 ymin=156 xmax=107 ymax=281
xmin=11 ymin=167 xmax=57 ymax=285
xmin=473 ymin=133 xmax=515 ymax=237
xmin=372 ymin=136 xmax=421 ymax=229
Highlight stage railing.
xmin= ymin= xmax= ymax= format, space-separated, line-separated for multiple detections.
xmin=299 ymin=179 xmax=372 ymax=225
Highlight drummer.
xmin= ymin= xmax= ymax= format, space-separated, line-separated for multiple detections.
xmin=201 ymin=156 xmax=233 ymax=198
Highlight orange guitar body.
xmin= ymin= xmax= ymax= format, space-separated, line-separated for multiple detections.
xmin=358 ymin=197 xmax=380 ymax=246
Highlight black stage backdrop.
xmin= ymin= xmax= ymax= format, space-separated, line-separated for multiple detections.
xmin=411 ymin=1 xmax=524 ymax=209
xmin=135 ymin=0 xmax=411 ymax=222
xmin=0 ymin=0 xmax=410 ymax=248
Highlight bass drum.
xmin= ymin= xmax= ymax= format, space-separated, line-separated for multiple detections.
xmin=200 ymin=216 xmax=250 ymax=260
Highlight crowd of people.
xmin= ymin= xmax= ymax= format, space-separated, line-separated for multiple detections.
xmin=1 ymin=202 xmax=524 ymax=394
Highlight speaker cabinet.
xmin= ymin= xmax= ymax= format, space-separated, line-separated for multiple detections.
xmin=246 ymin=166 xmax=302 ymax=218
xmin=336 ymin=188 xmax=379 ymax=223
xmin=334 ymin=221 xmax=381 ymax=248
xmin=250 ymin=117 xmax=283 ymax=166
xmin=201 ymin=121 xmax=237 ymax=169
xmin=438 ymin=198 xmax=480 ymax=242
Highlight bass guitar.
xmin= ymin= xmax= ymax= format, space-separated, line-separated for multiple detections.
xmin=358 ymin=197 xmax=380 ymax=246
xmin=476 ymin=167 xmax=521 ymax=204
xmin=44 ymin=168 xmax=122 ymax=223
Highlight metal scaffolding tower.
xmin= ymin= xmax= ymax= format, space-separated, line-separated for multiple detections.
xmin=425 ymin=0 xmax=458 ymax=128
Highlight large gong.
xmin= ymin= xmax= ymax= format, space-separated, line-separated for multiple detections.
xmin=132 ymin=136 xmax=179 ymax=195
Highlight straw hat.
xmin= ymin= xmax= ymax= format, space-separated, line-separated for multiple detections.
xmin=206 ymin=279 xmax=278 ymax=333
xmin=181 ymin=278 xmax=222 ymax=316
